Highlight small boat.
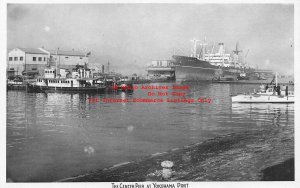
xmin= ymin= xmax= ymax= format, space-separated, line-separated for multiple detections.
xmin=27 ymin=68 xmax=106 ymax=93
xmin=6 ymin=75 xmax=34 ymax=90
xmin=7 ymin=80 xmax=25 ymax=90
xmin=112 ymin=81 xmax=134 ymax=92
xmin=231 ymin=93 xmax=294 ymax=103
xmin=231 ymin=72 xmax=294 ymax=103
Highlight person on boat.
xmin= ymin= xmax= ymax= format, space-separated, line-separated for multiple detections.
xmin=265 ymin=84 xmax=269 ymax=90
xmin=273 ymin=85 xmax=277 ymax=95
xmin=277 ymin=85 xmax=281 ymax=95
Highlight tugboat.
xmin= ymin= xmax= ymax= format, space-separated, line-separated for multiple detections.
xmin=231 ymin=73 xmax=294 ymax=103
xmin=27 ymin=67 xmax=106 ymax=93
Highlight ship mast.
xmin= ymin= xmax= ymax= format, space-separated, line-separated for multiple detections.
xmin=210 ymin=42 xmax=215 ymax=62
xmin=199 ymin=37 xmax=207 ymax=60
xmin=190 ymin=38 xmax=200 ymax=58
xmin=233 ymin=42 xmax=242 ymax=68
xmin=218 ymin=43 xmax=225 ymax=67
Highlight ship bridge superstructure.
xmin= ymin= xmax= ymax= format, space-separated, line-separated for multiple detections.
xmin=204 ymin=42 xmax=243 ymax=68
xmin=189 ymin=37 xmax=244 ymax=68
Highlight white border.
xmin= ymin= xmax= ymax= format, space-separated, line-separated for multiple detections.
xmin=1 ymin=0 xmax=299 ymax=188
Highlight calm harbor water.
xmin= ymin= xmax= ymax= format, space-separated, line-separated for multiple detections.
xmin=6 ymin=82 xmax=294 ymax=182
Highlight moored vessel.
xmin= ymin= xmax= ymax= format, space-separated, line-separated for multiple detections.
xmin=173 ymin=39 xmax=255 ymax=81
xmin=27 ymin=67 xmax=106 ymax=93
xmin=231 ymin=73 xmax=294 ymax=103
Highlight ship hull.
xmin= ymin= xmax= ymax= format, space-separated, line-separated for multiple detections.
xmin=175 ymin=65 xmax=216 ymax=81
xmin=173 ymin=55 xmax=244 ymax=82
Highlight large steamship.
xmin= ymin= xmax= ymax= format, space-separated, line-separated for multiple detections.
xmin=173 ymin=38 xmax=254 ymax=81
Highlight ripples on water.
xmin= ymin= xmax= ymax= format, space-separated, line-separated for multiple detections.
xmin=6 ymin=83 xmax=294 ymax=182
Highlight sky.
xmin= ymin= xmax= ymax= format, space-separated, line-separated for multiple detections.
xmin=7 ymin=3 xmax=294 ymax=75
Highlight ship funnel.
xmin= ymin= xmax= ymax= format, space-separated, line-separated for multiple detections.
xmin=218 ymin=43 xmax=225 ymax=54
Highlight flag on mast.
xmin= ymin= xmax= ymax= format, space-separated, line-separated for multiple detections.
xmin=86 ymin=51 xmax=91 ymax=56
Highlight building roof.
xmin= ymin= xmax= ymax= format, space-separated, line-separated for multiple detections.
xmin=48 ymin=49 xmax=86 ymax=57
xmin=11 ymin=47 xmax=87 ymax=57
xmin=18 ymin=48 xmax=49 ymax=55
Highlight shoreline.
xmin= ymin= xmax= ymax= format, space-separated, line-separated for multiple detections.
xmin=60 ymin=126 xmax=294 ymax=182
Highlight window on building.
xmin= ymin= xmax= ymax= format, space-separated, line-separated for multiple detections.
xmin=33 ymin=57 xmax=36 ymax=61
xmin=44 ymin=57 xmax=46 ymax=61
xmin=10 ymin=68 xmax=14 ymax=70
xmin=38 ymin=57 xmax=42 ymax=61
xmin=14 ymin=57 xmax=18 ymax=61
xmin=20 ymin=57 xmax=24 ymax=61
xmin=80 ymin=57 xmax=83 ymax=59
xmin=65 ymin=56 xmax=69 ymax=59
xmin=9 ymin=57 xmax=12 ymax=61
xmin=32 ymin=68 xmax=37 ymax=70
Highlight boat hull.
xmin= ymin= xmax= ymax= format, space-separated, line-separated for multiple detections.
xmin=231 ymin=94 xmax=294 ymax=103
xmin=27 ymin=84 xmax=106 ymax=93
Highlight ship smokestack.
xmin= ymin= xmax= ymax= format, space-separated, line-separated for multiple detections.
xmin=218 ymin=43 xmax=224 ymax=55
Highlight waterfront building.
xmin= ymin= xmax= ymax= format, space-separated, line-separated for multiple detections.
xmin=47 ymin=49 xmax=89 ymax=73
xmin=7 ymin=47 xmax=89 ymax=78
xmin=7 ymin=47 xmax=50 ymax=76
xmin=147 ymin=60 xmax=175 ymax=80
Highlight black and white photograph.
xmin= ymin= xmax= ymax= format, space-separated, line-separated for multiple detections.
xmin=2 ymin=0 xmax=299 ymax=186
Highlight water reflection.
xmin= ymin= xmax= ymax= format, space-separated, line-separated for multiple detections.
xmin=231 ymin=103 xmax=293 ymax=128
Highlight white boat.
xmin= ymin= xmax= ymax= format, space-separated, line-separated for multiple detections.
xmin=231 ymin=72 xmax=294 ymax=103
xmin=231 ymin=94 xmax=294 ymax=103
